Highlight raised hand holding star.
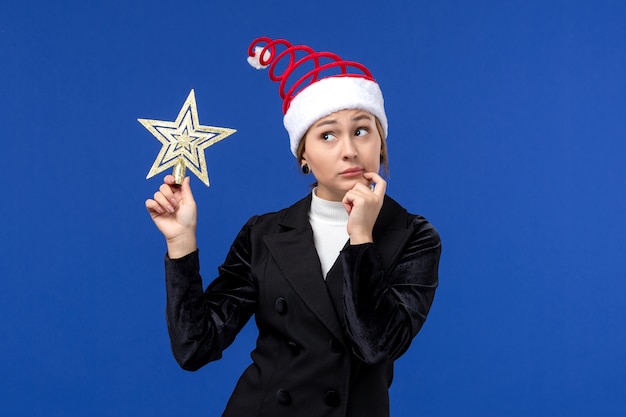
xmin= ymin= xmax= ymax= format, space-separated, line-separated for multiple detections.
xmin=138 ymin=89 xmax=236 ymax=186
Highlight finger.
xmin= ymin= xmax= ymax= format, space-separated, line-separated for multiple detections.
xmin=159 ymin=183 xmax=178 ymax=208
xmin=342 ymin=198 xmax=353 ymax=214
xmin=346 ymin=183 xmax=379 ymax=204
xmin=145 ymin=198 xmax=165 ymax=215
xmin=164 ymin=175 xmax=177 ymax=185
xmin=362 ymin=171 xmax=384 ymax=185
xmin=342 ymin=188 xmax=370 ymax=210
xmin=363 ymin=172 xmax=387 ymax=196
xmin=342 ymin=190 xmax=357 ymax=213
xmin=350 ymin=182 xmax=375 ymax=195
xmin=179 ymin=176 xmax=195 ymax=204
xmin=154 ymin=191 xmax=175 ymax=213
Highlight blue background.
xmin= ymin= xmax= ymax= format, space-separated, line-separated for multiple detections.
xmin=2 ymin=0 xmax=625 ymax=415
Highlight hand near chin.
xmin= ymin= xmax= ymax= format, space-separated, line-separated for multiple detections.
xmin=145 ymin=175 xmax=198 ymax=258
xmin=343 ymin=172 xmax=386 ymax=245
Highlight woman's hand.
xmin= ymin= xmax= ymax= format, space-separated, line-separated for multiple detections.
xmin=145 ymin=175 xmax=198 ymax=258
xmin=342 ymin=172 xmax=387 ymax=244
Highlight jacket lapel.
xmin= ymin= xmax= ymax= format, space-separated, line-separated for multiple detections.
xmin=324 ymin=242 xmax=349 ymax=326
xmin=263 ymin=194 xmax=415 ymax=346
xmin=263 ymin=195 xmax=347 ymax=343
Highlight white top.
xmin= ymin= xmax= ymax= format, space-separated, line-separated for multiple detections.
xmin=309 ymin=189 xmax=349 ymax=279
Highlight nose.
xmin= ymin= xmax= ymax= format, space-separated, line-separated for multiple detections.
xmin=341 ymin=137 xmax=357 ymax=160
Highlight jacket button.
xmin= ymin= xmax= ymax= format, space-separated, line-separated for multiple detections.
xmin=324 ymin=389 xmax=341 ymax=407
xmin=276 ymin=389 xmax=292 ymax=405
xmin=275 ymin=297 xmax=288 ymax=315
xmin=328 ymin=337 xmax=344 ymax=354
xmin=287 ymin=341 xmax=301 ymax=355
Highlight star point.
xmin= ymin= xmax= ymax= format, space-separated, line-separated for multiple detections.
xmin=138 ymin=89 xmax=236 ymax=186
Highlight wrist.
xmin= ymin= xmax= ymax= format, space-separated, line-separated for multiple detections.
xmin=349 ymin=233 xmax=373 ymax=245
xmin=166 ymin=232 xmax=197 ymax=259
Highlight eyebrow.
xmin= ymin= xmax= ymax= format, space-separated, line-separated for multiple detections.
xmin=313 ymin=113 xmax=373 ymax=128
xmin=352 ymin=114 xmax=373 ymax=122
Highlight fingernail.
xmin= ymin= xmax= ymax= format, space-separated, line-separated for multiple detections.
xmin=167 ymin=205 xmax=174 ymax=213
xmin=170 ymin=198 xmax=177 ymax=206
xmin=156 ymin=206 xmax=165 ymax=214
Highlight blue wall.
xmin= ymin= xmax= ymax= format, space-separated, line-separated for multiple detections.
xmin=2 ymin=1 xmax=624 ymax=415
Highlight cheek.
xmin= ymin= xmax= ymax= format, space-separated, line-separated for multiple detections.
xmin=309 ymin=157 xmax=329 ymax=174
xmin=302 ymin=143 xmax=326 ymax=167
xmin=363 ymin=142 xmax=382 ymax=164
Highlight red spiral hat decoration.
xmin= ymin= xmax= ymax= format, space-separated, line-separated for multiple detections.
xmin=247 ymin=36 xmax=375 ymax=114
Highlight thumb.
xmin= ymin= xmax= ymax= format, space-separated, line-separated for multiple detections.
xmin=180 ymin=176 xmax=195 ymax=203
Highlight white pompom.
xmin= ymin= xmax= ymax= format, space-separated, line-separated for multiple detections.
xmin=247 ymin=46 xmax=271 ymax=70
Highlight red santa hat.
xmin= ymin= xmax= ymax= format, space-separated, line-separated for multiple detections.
xmin=247 ymin=37 xmax=388 ymax=157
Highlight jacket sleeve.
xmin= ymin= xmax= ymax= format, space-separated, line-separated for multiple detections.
xmin=341 ymin=216 xmax=441 ymax=364
xmin=164 ymin=216 xmax=259 ymax=371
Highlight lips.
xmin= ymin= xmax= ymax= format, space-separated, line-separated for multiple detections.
xmin=340 ymin=167 xmax=364 ymax=177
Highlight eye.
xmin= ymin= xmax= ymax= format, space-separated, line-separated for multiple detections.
xmin=354 ymin=127 xmax=369 ymax=137
xmin=321 ymin=132 xmax=337 ymax=141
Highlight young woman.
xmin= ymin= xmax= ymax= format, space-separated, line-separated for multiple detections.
xmin=145 ymin=37 xmax=441 ymax=417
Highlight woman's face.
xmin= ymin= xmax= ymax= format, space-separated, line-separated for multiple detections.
xmin=302 ymin=109 xmax=382 ymax=201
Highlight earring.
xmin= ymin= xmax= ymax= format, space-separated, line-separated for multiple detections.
xmin=301 ymin=164 xmax=310 ymax=175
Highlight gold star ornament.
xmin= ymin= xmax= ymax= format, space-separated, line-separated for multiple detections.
xmin=138 ymin=89 xmax=236 ymax=186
